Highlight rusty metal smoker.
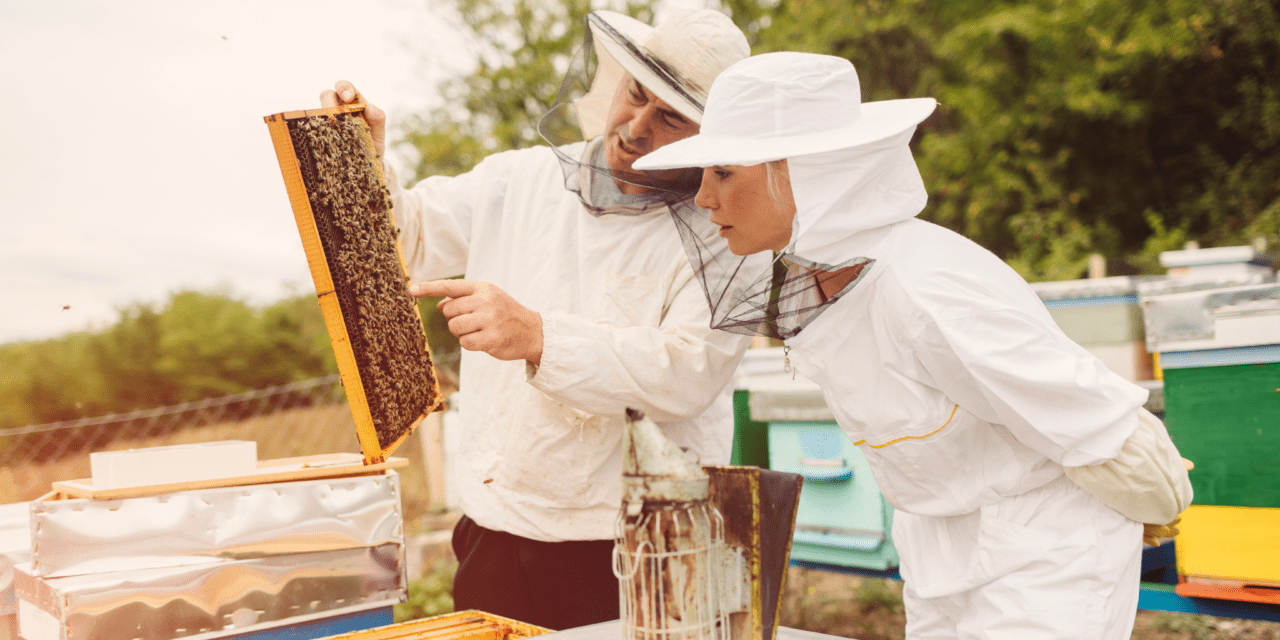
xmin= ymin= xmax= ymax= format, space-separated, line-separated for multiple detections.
xmin=615 ymin=408 xmax=803 ymax=640
xmin=615 ymin=408 xmax=734 ymax=640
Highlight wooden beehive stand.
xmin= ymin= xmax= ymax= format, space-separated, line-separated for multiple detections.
xmin=50 ymin=452 xmax=409 ymax=500
xmin=264 ymin=103 xmax=444 ymax=467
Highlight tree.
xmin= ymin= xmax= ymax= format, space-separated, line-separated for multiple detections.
xmin=397 ymin=0 xmax=1280 ymax=281
xmin=396 ymin=0 xmax=659 ymax=181
xmin=0 ymin=290 xmax=340 ymax=429
xmin=754 ymin=0 xmax=1280 ymax=279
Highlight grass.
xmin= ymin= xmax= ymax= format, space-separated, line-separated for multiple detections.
xmin=395 ymin=558 xmax=457 ymax=623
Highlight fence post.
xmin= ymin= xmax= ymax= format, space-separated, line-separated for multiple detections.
xmin=419 ymin=412 xmax=446 ymax=509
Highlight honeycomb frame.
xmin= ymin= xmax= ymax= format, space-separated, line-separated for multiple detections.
xmin=265 ymin=104 xmax=442 ymax=465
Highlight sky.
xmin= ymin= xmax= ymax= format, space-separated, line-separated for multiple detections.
xmin=0 ymin=0 xmax=473 ymax=344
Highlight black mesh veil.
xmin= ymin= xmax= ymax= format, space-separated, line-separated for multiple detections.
xmin=536 ymin=12 xmax=702 ymax=216
xmin=537 ymin=12 xmax=871 ymax=339
xmin=669 ymin=203 xmax=874 ymax=340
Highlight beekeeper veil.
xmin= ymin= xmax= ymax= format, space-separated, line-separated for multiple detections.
xmin=634 ymin=52 xmax=939 ymax=339
xmin=537 ymin=9 xmax=749 ymax=216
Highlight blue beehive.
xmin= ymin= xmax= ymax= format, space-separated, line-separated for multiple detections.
xmin=738 ymin=348 xmax=899 ymax=572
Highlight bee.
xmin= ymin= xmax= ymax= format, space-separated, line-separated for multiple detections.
xmin=62 ymin=305 xmax=71 ymax=311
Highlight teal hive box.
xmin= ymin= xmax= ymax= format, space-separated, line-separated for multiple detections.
xmin=767 ymin=422 xmax=898 ymax=571
xmin=738 ymin=348 xmax=899 ymax=572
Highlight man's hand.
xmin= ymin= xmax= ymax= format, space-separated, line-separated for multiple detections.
xmin=319 ymin=80 xmax=386 ymax=158
xmin=410 ymin=280 xmax=544 ymax=365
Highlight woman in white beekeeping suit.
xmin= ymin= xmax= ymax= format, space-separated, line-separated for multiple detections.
xmin=634 ymin=51 xmax=1192 ymax=639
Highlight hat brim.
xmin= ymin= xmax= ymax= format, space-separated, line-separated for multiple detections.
xmin=634 ymin=98 xmax=938 ymax=170
xmin=592 ymin=17 xmax=704 ymax=124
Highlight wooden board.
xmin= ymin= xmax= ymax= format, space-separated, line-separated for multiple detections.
xmin=322 ymin=610 xmax=550 ymax=640
xmin=1177 ymin=578 xmax=1280 ymax=606
xmin=50 ymin=453 xmax=408 ymax=500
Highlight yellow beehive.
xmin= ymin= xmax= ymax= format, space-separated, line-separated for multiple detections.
xmin=1175 ymin=505 xmax=1280 ymax=604
xmin=321 ymin=611 xmax=550 ymax=640
xmin=265 ymin=104 xmax=443 ymax=465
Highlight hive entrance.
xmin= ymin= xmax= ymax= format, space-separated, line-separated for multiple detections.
xmin=266 ymin=105 xmax=442 ymax=463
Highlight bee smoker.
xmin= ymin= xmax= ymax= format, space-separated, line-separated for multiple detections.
xmin=614 ymin=408 xmax=803 ymax=640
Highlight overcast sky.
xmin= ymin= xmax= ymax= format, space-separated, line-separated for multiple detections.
xmin=0 ymin=0 xmax=472 ymax=344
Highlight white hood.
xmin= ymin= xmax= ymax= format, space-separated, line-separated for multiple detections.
xmin=784 ymin=127 xmax=927 ymax=267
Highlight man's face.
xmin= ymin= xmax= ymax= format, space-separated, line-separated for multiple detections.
xmin=603 ymin=73 xmax=701 ymax=194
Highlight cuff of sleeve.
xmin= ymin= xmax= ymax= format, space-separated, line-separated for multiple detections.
xmin=527 ymin=311 xmax=564 ymax=388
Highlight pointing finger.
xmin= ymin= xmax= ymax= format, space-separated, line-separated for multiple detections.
xmin=410 ymin=279 xmax=478 ymax=299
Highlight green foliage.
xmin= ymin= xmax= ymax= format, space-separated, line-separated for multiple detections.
xmin=396 ymin=0 xmax=656 ymax=182
xmin=399 ymin=0 xmax=1280 ymax=281
xmin=394 ymin=560 xmax=457 ymax=623
xmin=0 ymin=290 xmax=339 ymax=429
xmin=754 ymin=0 xmax=1280 ymax=279
xmin=417 ymin=292 xmax=461 ymax=386
xmin=855 ymin=577 xmax=904 ymax=614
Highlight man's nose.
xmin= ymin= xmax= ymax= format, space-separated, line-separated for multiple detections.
xmin=627 ymin=103 xmax=660 ymax=141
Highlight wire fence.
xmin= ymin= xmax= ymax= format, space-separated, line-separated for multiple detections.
xmin=0 ymin=375 xmax=441 ymax=527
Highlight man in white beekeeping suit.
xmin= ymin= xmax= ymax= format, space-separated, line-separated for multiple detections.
xmin=321 ymin=9 xmax=753 ymax=630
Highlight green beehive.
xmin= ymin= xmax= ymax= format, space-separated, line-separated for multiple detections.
xmin=1142 ymin=281 xmax=1280 ymax=508
xmin=1162 ymin=361 xmax=1280 ymax=507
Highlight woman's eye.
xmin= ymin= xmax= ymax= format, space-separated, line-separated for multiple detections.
xmin=629 ymin=90 xmax=645 ymax=104
xmin=714 ymin=168 xmax=731 ymax=179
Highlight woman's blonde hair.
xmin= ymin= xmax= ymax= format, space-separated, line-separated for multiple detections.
xmin=763 ymin=159 xmax=794 ymax=207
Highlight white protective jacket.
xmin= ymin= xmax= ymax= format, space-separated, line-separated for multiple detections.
xmin=386 ymin=143 xmax=751 ymax=542
xmin=778 ymin=140 xmax=1173 ymax=616
xmin=786 ymin=217 xmax=1150 ymax=516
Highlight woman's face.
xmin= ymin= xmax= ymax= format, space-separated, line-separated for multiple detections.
xmin=694 ymin=162 xmax=797 ymax=256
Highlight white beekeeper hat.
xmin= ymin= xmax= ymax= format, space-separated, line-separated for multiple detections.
xmin=574 ymin=10 xmax=750 ymax=139
xmin=633 ymin=51 xmax=938 ymax=170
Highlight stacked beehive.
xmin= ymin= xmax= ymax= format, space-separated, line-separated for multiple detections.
xmin=13 ymin=472 xmax=406 ymax=640
xmin=1139 ymin=245 xmax=1280 ymax=604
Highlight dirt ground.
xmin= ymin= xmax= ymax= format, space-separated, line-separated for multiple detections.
xmin=398 ymin=539 xmax=1280 ymax=640
xmin=779 ymin=566 xmax=1280 ymax=640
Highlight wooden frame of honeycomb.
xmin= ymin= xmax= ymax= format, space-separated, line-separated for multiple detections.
xmin=265 ymin=104 xmax=442 ymax=465
xmin=321 ymin=611 xmax=550 ymax=640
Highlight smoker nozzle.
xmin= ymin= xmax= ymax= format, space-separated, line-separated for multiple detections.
xmin=622 ymin=408 xmax=709 ymax=504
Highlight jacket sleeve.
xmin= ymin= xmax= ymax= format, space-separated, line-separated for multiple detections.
xmin=384 ymin=153 xmax=516 ymax=282
xmin=911 ymin=308 xmax=1148 ymax=467
xmin=527 ymin=252 xmax=755 ymax=422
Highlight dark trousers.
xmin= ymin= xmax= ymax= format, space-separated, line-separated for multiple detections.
xmin=450 ymin=514 xmax=619 ymax=631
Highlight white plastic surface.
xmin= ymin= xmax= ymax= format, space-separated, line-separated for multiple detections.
xmin=89 ymin=440 xmax=257 ymax=490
